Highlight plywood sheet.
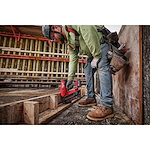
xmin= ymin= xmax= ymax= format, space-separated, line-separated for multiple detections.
xmin=112 ymin=25 xmax=141 ymax=124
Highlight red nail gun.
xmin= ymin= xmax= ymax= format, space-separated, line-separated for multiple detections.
xmin=60 ymin=79 xmax=81 ymax=104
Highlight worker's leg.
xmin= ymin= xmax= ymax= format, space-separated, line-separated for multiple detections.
xmin=97 ymin=43 xmax=114 ymax=108
xmin=78 ymin=57 xmax=97 ymax=107
xmin=84 ymin=57 xmax=97 ymax=99
xmin=87 ymin=43 xmax=114 ymax=121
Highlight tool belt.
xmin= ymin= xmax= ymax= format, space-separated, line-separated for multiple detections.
xmin=97 ymin=27 xmax=129 ymax=75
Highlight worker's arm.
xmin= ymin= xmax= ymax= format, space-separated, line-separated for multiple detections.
xmin=68 ymin=48 xmax=79 ymax=81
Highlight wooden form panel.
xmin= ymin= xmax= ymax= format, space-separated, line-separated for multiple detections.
xmin=112 ymin=25 xmax=141 ymax=124
xmin=0 ymin=35 xmax=86 ymax=85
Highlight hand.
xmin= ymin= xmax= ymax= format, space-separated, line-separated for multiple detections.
xmin=66 ymin=80 xmax=74 ymax=90
xmin=91 ymin=58 xmax=101 ymax=68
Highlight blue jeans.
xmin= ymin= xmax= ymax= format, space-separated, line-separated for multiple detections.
xmin=84 ymin=43 xmax=113 ymax=108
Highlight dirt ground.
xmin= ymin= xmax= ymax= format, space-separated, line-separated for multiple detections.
xmin=0 ymin=87 xmax=135 ymax=125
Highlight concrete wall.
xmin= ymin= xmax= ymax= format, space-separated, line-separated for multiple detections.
xmin=113 ymin=25 xmax=142 ymax=124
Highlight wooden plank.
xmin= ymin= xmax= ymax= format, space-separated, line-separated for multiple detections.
xmin=16 ymin=38 xmax=23 ymax=76
xmin=36 ymin=41 xmax=41 ymax=76
xmin=4 ymin=37 xmax=12 ymax=75
xmin=0 ymin=103 xmax=23 ymax=124
xmin=0 ymin=94 xmax=50 ymax=124
xmin=39 ymin=103 xmax=71 ymax=124
xmin=10 ymin=39 xmax=17 ymax=75
xmin=23 ymin=101 xmax=39 ymax=125
xmin=61 ymin=43 xmax=64 ymax=78
xmin=33 ymin=40 xmax=38 ymax=77
xmin=0 ymin=47 xmax=87 ymax=57
xmin=22 ymin=39 xmax=28 ymax=76
xmin=0 ymin=68 xmax=85 ymax=75
xmin=47 ymin=41 xmax=52 ymax=78
xmin=27 ymin=40 xmax=33 ymax=76
xmin=42 ymin=41 xmax=46 ymax=77
xmin=39 ymin=96 xmax=83 ymax=124
xmin=64 ymin=44 xmax=67 ymax=78
xmin=56 ymin=43 xmax=60 ymax=78
xmin=51 ymin=42 xmax=55 ymax=78
xmin=0 ymin=95 xmax=51 ymax=109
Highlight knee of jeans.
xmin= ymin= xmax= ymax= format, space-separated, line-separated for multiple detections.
xmin=98 ymin=65 xmax=110 ymax=72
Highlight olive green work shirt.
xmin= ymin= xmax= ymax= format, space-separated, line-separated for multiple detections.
xmin=63 ymin=25 xmax=104 ymax=81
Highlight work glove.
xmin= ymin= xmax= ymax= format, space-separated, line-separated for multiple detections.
xmin=91 ymin=58 xmax=101 ymax=69
xmin=66 ymin=80 xmax=74 ymax=90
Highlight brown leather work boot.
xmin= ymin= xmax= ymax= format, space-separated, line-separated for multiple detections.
xmin=78 ymin=98 xmax=97 ymax=107
xmin=87 ymin=106 xmax=114 ymax=121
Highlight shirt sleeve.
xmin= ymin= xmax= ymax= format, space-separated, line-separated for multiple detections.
xmin=68 ymin=47 xmax=79 ymax=81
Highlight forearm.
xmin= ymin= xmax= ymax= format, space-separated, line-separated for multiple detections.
xmin=68 ymin=50 xmax=78 ymax=81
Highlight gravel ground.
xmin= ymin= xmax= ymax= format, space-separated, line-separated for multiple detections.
xmin=47 ymin=96 xmax=135 ymax=125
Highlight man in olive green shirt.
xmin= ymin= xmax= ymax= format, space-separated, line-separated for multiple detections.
xmin=42 ymin=25 xmax=114 ymax=121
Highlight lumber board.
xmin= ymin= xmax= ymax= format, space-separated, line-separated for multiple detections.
xmin=39 ymin=103 xmax=71 ymax=124
xmin=39 ymin=95 xmax=84 ymax=124
xmin=0 ymin=47 xmax=88 ymax=58
xmin=27 ymin=40 xmax=33 ymax=76
xmin=32 ymin=40 xmax=38 ymax=76
xmin=0 ymin=94 xmax=50 ymax=124
xmin=0 ymin=68 xmax=85 ymax=75
xmin=16 ymin=38 xmax=23 ymax=76
xmin=22 ymin=39 xmax=28 ymax=76
xmin=0 ymin=102 xmax=23 ymax=124
xmin=10 ymin=39 xmax=17 ymax=75
xmin=4 ymin=37 xmax=12 ymax=75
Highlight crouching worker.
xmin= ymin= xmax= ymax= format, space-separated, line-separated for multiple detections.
xmin=42 ymin=25 xmax=114 ymax=121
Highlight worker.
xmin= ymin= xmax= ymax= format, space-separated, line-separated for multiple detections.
xmin=42 ymin=25 xmax=114 ymax=121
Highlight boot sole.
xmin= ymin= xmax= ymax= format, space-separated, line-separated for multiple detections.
xmin=86 ymin=113 xmax=114 ymax=121
xmin=78 ymin=103 xmax=97 ymax=107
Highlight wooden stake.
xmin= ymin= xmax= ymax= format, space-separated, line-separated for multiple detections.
xmin=23 ymin=101 xmax=39 ymax=125
xmin=50 ymin=95 xmax=58 ymax=110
